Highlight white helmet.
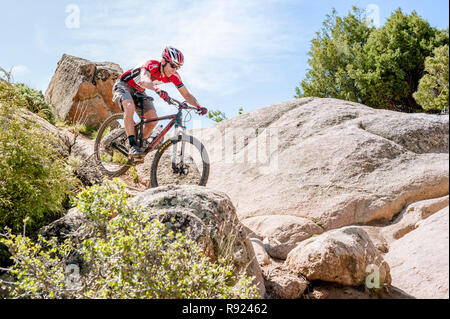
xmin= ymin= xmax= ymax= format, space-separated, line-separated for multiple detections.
xmin=162 ymin=46 xmax=184 ymax=66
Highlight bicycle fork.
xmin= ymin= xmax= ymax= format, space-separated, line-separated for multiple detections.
xmin=171 ymin=125 xmax=187 ymax=174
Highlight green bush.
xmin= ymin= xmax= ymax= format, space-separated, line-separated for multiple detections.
xmin=414 ymin=44 xmax=449 ymax=112
xmin=0 ymin=82 xmax=76 ymax=236
xmin=0 ymin=180 xmax=259 ymax=299
xmin=12 ymin=83 xmax=55 ymax=124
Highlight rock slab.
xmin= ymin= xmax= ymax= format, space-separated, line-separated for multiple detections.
xmin=193 ymin=98 xmax=449 ymax=231
xmin=384 ymin=207 xmax=449 ymax=299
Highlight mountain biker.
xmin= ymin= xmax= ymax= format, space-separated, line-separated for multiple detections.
xmin=112 ymin=46 xmax=208 ymax=158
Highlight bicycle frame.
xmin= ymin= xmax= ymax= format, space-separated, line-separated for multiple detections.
xmin=133 ymin=95 xmax=194 ymax=167
xmin=136 ymin=113 xmax=179 ymax=153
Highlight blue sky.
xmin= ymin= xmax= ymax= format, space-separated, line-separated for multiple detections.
xmin=1 ymin=0 xmax=449 ymax=129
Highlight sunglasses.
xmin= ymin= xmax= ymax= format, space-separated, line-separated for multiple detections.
xmin=168 ymin=62 xmax=180 ymax=70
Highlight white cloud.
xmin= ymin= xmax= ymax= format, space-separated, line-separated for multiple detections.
xmin=12 ymin=65 xmax=30 ymax=76
xmin=67 ymin=0 xmax=302 ymax=96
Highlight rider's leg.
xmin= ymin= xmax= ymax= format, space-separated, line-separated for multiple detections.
xmin=143 ymin=109 xmax=158 ymax=138
xmin=142 ymin=98 xmax=158 ymax=139
xmin=112 ymin=80 xmax=136 ymax=139
xmin=121 ymin=98 xmax=138 ymax=144
xmin=112 ymin=80 xmax=143 ymax=157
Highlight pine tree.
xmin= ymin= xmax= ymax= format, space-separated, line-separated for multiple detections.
xmin=296 ymin=7 xmax=373 ymax=103
xmin=348 ymin=9 xmax=447 ymax=112
xmin=297 ymin=7 xmax=448 ymax=113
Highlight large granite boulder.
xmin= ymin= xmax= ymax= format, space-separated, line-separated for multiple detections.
xmin=39 ymin=207 xmax=87 ymax=242
xmin=192 ymin=98 xmax=448 ymax=231
xmin=45 ymin=54 xmax=123 ymax=128
xmin=285 ymin=226 xmax=391 ymax=287
xmin=129 ymin=185 xmax=265 ymax=297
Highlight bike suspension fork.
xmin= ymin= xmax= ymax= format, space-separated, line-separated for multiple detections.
xmin=172 ymin=125 xmax=186 ymax=170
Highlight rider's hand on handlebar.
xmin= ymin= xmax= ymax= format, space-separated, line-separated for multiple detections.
xmin=155 ymin=88 xmax=170 ymax=103
xmin=196 ymin=106 xmax=208 ymax=116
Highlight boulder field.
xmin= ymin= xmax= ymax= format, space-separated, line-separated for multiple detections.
xmin=40 ymin=56 xmax=450 ymax=298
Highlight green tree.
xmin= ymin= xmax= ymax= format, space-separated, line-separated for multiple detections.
xmin=296 ymin=7 xmax=374 ymax=102
xmin=0 ymin=82 xmax=76 ymax=236
xmin=207 ymin=109 xmax=227 ymax=122
xmin=207 ymin=107 xmax=246 ymax=122
xmin=414 ymin=44 xmax=449 ymax=113
xmin=297 ymin=8 xmax=448 ymax=113
xmin=349 ymin=9 xmax=447 ymax=112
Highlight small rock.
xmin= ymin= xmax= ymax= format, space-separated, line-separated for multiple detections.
xmin=249 ymin=237 xmax=271 ymax=266
xmin=242 ymin=215 xmax=323 ymax=259
xmin=262 ymin=265 xmax=308 ymax=299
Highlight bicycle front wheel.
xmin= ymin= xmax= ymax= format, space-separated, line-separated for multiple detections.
xmin=94 ymin=113 xmax=133 ymax=177
xmin=150 ymin=134 xmax=209 ymax=188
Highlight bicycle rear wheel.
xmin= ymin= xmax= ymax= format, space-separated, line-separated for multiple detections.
xmin=94 ymin=113 xmax=133 ymax=177
xmin=150 ymin=134 xmax=209 ymax=187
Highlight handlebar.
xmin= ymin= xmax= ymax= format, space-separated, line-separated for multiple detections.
xmin=168 ymin=97 xmax=202 ymax=113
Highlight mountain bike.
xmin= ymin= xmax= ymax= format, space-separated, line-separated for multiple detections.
xmin=94 ymin=92 xmax=210 ymax=187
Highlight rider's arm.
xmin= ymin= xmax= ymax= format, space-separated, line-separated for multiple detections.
xmin=178 ymin=86 xmax=201 ymax=108
xmin=135 ymin=68 xmax=157 ymax=91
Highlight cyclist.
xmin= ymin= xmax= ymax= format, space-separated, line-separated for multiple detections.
xmin=112 ymin=46 xmax=208 ymax=158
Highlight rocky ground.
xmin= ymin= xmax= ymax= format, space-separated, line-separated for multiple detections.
xmin=60 ymin=97 xmax=448 ymax=299
xmin=30 ymin=55 xmax=450 ymax=299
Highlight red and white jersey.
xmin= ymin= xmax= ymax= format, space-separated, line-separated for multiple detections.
xmin=120 ymin=60 xmax=184 ymax=92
